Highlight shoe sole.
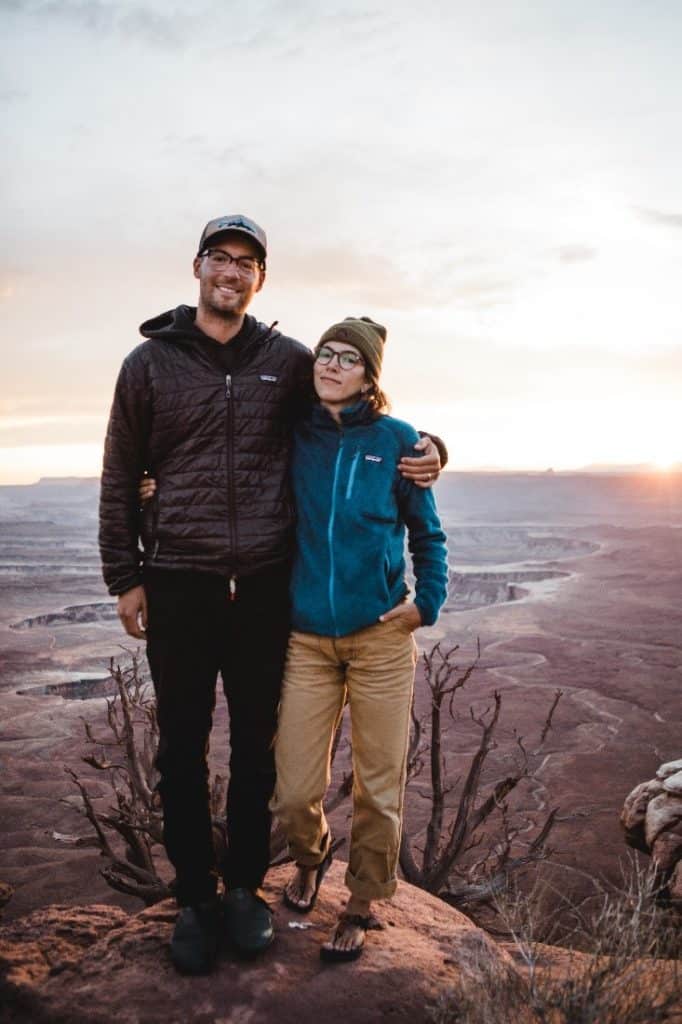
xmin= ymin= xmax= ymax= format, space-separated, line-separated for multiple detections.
xmin=319 ymin=942 xmax=364 ymax=963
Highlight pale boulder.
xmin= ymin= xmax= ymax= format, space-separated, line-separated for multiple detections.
xmin=662 ymin=770 xmax=682 ymax=795
xmin=620 ymin=778 xmax=664 ymax=833
xmin=656 ymin=759 xmax=682 ymax=780
xmin=644 ymin=793 xmax=682 ymax=849
xmin=622 ymin=762 xmax=682 ymax=908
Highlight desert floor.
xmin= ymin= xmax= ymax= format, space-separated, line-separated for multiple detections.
xmin=1 ymin=474 xmax=680 ymax=923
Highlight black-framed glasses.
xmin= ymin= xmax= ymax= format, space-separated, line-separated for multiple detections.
xmin=316 ymin=346 xmax=365 ymax=371
xmin=200 ymin=248 xmax=263 ymax=275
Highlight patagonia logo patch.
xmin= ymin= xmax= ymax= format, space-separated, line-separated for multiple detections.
xmin=365 ymin=454 xmax=383 ymax=463
xmin=260 ymin=374 xmax=278 ymax=383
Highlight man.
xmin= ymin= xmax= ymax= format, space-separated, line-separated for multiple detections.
xmin=99 ymin=215 xmax=442 ymax=974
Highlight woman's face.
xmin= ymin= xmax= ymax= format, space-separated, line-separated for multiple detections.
xmin=314 ymin=340 xmax=369 ymax=412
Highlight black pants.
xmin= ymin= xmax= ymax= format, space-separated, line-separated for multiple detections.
xmin=145 ymin=565 xmax=290 ymax=906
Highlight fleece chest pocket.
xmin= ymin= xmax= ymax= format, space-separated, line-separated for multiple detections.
xmin=347 ymin=451 xmax=397 ymax=523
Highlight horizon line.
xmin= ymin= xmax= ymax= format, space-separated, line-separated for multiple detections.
xmin=2 ymin=463 xmax=682 ymax=488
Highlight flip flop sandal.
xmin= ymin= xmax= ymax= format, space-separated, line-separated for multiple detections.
xmin=319 ymin=912 xmax=371 ymax=963
xmin=282 ymin=847 xmax=333 ymax=914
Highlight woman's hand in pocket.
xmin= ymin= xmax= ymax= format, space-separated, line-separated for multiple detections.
xmin=379 ymin=601 xmax=422 ymax=632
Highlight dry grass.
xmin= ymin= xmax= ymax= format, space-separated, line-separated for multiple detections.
xmin=429 ymin=860 xmax=681 ymax=1023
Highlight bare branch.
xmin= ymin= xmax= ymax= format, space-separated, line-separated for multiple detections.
xmin=426 ymin=691 xmax=503 ymax=891
xmin=538 ymin=688 xmax=563 ymax=747
xmin=64 ymin=767 xmax=117 ymax=861
xmin=399 ymin=829 xmax=424 ymax=887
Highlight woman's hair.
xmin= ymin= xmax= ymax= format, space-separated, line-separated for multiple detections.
xmin=363 ymin=377 xmax=391 ymax=416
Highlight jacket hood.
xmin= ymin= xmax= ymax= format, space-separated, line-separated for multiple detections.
xmin=139 ymin=305 xmax=278 ymax=348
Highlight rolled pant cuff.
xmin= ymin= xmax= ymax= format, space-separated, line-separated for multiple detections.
xmin=344 ymin=866 xmax=397 ymax=902
xmin=287 ymin=830 xmax=332 ymax=868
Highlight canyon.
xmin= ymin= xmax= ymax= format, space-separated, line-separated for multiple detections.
xmin=0 ymin=472 xmax=680 ymax=924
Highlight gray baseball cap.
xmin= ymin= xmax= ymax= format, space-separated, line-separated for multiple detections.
xmin=198 ymin=214 xmax=267 ymax=260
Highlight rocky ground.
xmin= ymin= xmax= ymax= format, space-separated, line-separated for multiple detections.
xmin=2 ymin=862 xmax=679 ymax=1024
xmin=0 ymin=863 xmax=529 ymax=1024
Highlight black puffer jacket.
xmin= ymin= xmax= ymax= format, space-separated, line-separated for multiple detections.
xmin=99 ymin=306 xmax=313 ymax=596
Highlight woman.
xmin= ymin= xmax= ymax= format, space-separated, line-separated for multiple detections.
xmin=271 ymin=316 xmax=448 ymax=962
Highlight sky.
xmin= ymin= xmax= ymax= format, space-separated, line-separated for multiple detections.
xmin=1 ymin=0 xmax=682 ymax=483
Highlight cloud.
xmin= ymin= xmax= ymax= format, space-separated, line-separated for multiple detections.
xmin=269 ymin=246 xmax=429 ymax=310
xmin=637 ymin=208 xmax=682 ymax=230
xmin=2 ymin=0 xmax=192 ymax=49
xmin=0 ymin=87 xmax=29 ymax=104
xmin=394 ymin=337 xmax=682 ymax=407
xmin=557 ymin=244 xmax=597 ymax=263
xmin=268 ymin=242 xmax=519 ymax=312
xmin=2 ymin=0 xmax=389 ymax=55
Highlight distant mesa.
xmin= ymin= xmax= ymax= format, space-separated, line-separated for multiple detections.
xmin=35 ymin=477 xmax=99 ymax=486
xmin=17 ymin=675 xmax=117 ymax=701
xmin=577 ymin=462 xmax=682 ymax=474
xmin=445 ymin=569 xmax=569 ymax=612
xmin=0 ymin=476 xmax=100 ymax=504
xmin=0 ymin=476 xmax=99 ymax=494
xmin=0 ymin=564 xmax=101 ymax=577
xmin=11 ymin=603 xmax=117 ymax=630
xmin=442 ymin=527 xmax=599 ymax=565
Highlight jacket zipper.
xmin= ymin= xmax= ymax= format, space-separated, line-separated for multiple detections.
xmin=327 ymin=434 xmax=344 ymax=633
xmin=225 ymin=374 xmax=238 ymax=597
xmin=150 ymin=484 xmax=160 ymax=559
xmin=345 ymin=449 xmax=359 ymax=500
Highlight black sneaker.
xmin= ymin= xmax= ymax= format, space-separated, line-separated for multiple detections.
xmin=170 ymin=899 xmax=221 ymax=975
xmin=223 ymin=887 xmax=274 ymax=957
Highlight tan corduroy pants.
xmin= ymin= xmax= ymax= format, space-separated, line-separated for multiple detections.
xmin=272 ymin=618 xmax=417 ymax=902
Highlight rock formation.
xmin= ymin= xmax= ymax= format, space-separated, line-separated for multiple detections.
xmin=11 ymin=603 xmax=118 ymax=630
xmin=621 ymin=758 xmax=682 ymax=906
xmin=0 ymin=862 xmax=532 ymax=1024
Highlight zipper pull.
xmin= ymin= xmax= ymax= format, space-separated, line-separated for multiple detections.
xmin=225 ymin=374 xmax=232 ymax=398
xmin=228 ymin=574 xmax=237 ymax=601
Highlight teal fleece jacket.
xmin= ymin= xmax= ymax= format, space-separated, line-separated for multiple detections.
xmin=289 ymin=401 xmax=449 ymax=637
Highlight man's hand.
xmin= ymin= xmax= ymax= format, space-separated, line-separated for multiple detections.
xmin=399 ymin=436 xmax=441 ymax=489
xmin=117 ymin=585 xmax=148 ymax=639
xmin=139 ymin=477 xmax=156 ymax=503
xmin=379 ymin=601 xmax=422 ymax=632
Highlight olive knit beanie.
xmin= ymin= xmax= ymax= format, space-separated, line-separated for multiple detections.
xmin=317 ymin=317 xmax=387 ymax=381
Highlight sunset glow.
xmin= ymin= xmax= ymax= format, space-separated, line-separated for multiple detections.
xmin=2 ymin=2 xmax=681 ymax=483
xmin=0 ymin=445 xmax=104 ymax=486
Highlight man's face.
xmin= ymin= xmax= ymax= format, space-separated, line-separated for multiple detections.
xmin=193 ymin=232 xmax=265 ymax=319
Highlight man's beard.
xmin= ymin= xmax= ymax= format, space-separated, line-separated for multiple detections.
xmin=204 ymin=288 xmax=249 ymax=320
xmin=207 ymin=300 xmax=244 ymax=320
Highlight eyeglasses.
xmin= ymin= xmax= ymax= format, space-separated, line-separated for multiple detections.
xmin=316 ymin=346 xmax=365 ymax=371
xmin=200 ymin=248 xmax=263 ymax=276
